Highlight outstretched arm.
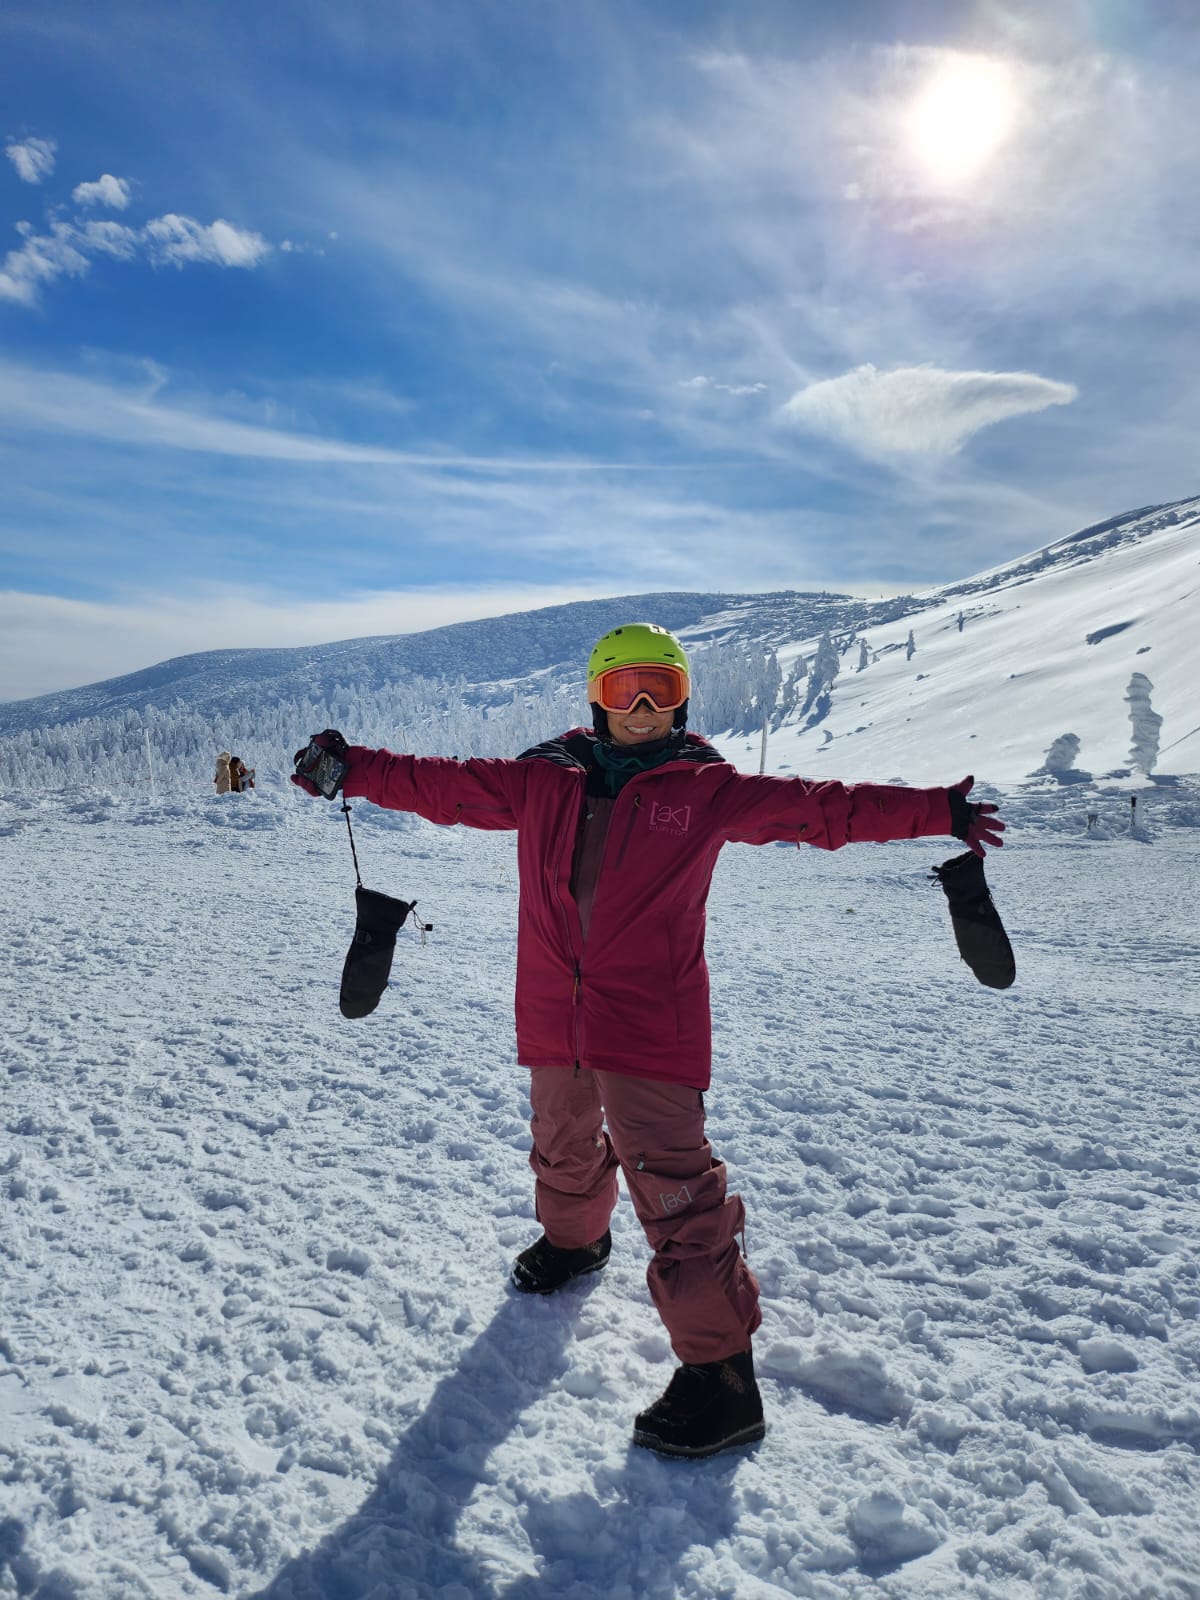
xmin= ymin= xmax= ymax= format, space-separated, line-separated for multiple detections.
xmin=292 ymin=733 xmax=521 ymax=830
xmin=343 ymin=746 xmax=521 ymax=830
xmin=716 ymin=770 xmax=1004 ymax=854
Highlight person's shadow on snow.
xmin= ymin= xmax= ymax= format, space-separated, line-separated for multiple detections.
xmin=244 ymin=1287 xmax=742 ymax=1600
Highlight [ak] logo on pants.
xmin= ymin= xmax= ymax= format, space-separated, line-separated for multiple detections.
xmin=659 ymin=1183 xmax=693 ymax=1214
xmin=650 ymin=802 xmax=691 ymax=835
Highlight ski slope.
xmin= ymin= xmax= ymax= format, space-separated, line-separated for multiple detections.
xmin=713 ymin=502 xmax=1200 ymax=785
xmin=2 ymin=780 xmax=1198 ymax=1599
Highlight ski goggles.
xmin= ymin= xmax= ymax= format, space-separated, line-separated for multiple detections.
xmin=588 ymin=662 xmax=690 ymax=714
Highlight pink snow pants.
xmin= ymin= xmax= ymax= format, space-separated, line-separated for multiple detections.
xmin=527 ymin=1065 xmax=761 ymax=1364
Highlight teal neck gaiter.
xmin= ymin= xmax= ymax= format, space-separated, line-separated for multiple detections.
xmin=592 ymin=732 xmax=685 ymax=796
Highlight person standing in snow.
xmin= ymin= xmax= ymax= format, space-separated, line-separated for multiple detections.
xmin=229 ymin=756 xmax=255 ymax=793
xmin=214 ymin=751 xmax=233 ymax=795
xmin=291 ymin=623 xmax=1004 ymax=1458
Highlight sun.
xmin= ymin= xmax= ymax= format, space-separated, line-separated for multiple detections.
xmin=904 ymin=56 xmax=1017 ymax=189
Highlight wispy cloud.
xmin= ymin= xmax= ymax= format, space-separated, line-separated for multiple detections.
xmin=0 ymin=222 xmax=87 ymax=305
xmin=71 ymin=173 xmax=133 ymax=209
xmin=671 ymin=41 xmax=1200 ymax=318
xmin=4 ymin=136 xmax=56 ymax=183
xmin=780 ymin=365 xmax=1077 ymax=457
xmin=299 ymin=158 xmax=830 ymax=476
xmin=0 ymin=211 xmax=271 ymax=306
xmin=679 ymin=375 xmax=768 ymax=397
xmin=0 ymin=357 xmax=668 ymax=471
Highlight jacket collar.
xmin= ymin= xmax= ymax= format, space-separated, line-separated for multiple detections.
xmin=516 ymin=727 xmax=727 ymax=770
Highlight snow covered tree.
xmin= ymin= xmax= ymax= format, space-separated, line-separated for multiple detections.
xmin=905 ymin=629 xmax=916 ymax=661
xmin=690 ymin=643 xmax=762 ymax=735
xmin=857 ymin=640 xmax=869 ymax=673
xmin=776 ymin=654 xmax=807 ymax=725
xmin=750 ymin=650 xmax=783 ymax=731
xmin=1125 ymin=673 xmax=1162 ymax=774
xmin=803 ymin=632 xmax=838 ymax=710
xmin=1035 ymin=733 xmax=1082 ymax=777
xmin=800 ymin=631 xmax=839 ymax=727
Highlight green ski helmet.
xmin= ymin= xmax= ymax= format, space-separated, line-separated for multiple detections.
xmin=586 ymin=622 xmax=691 ymax=735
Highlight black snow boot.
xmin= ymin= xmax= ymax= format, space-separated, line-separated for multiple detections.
xmin=511 ymin=1230 xmax=611 ymax=1295
xmin=633 ymin=1348 xmax=765 ymax=1459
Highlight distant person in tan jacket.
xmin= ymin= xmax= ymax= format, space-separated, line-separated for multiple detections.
xmin=214 ymin=752 xmax=232 ymax=795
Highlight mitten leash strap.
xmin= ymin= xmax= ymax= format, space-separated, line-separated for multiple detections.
xmin=341 ymin=799 xmax=364 ymax=888
xmin=340 ymin=796 xmax=433 ymax=942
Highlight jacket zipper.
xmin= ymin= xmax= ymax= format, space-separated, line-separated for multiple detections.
xmin=572 ymin=962 xmax=583 ymax=1069
xmin=611 ymin=792 xmax=642 ymax=872
xmin=585 ymin=781 xmax=644 ymax=932
xmin=559 ymin=772 xmax=587 ymax=1066
xmin=559 ymin=764 xmax=670 ymax=1065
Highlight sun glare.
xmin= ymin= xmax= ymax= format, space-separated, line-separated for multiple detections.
xmin=904 ymin=56 xmax=1017 ymax=189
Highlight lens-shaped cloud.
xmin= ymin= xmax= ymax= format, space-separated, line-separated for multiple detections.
xmin=780 ymin=364 xmax=1077 ymax=456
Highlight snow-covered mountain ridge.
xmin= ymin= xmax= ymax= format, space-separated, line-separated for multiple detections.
xmin=2 ymin=590 xmax=912 ymax=731
xmin=937 ymin=496 xmax=1198 ymax=598
xmin=729 ymin=496 xmax=1200 ymax=785
xmin=3 ymin=494 xmax=1197 ymax=787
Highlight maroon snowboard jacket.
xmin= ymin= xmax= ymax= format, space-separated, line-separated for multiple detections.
xmin=344 ymin=730 xmax=955 ymax=1089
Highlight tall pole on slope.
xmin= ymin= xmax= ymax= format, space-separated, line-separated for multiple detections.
xmin=759 ymin=716 xmax=769 ymax=776
xmin=144 ymin=728 xmax=157 ymax=798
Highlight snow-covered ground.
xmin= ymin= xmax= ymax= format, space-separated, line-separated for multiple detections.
xmin=2 ymin=779 xmax=1198 ymax=1599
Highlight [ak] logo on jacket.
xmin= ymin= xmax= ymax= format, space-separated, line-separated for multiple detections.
xmin=649 ymin=801 xmax=691 ymax=836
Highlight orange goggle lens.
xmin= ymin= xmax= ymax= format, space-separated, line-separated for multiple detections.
xmin=589 ymin=663 xmax=689 ymax=713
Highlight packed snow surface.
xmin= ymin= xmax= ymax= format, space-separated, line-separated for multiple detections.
xmin=2 ymin=779 xmax=1198 ymax=1599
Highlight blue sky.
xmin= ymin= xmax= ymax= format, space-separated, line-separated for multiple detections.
xmin=2 ymin=0 xmax=1198 ymax=700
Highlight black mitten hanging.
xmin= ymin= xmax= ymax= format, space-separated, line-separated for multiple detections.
xmin=339 ymin=885 xmax=416 ymax=1018
xmin=929 ymin=852 xmax=1016 ymax=990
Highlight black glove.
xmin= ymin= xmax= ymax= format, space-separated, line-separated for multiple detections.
xmin=947 ymin=775 xmax=1005 ymax=857
xmin=292 ymin=730 xmax=350 ymax=799
xmin=339 ymin=886 xmax=417 ymax=1018
xmin=930 ymin=852 xmax=1016 ymax=990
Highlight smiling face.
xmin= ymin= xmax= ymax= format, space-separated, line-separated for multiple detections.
xmin=605 ymin=698 xmax=676 ymax=747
